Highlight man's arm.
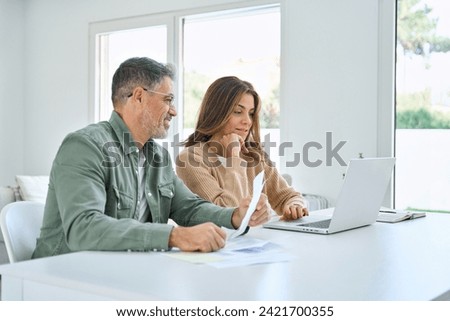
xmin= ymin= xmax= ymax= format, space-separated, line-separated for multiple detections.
xmin=168 ymin=175 xmax=236 ymax=228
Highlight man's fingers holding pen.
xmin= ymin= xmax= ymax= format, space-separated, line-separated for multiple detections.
xmin=168 ymin=223 xmax=226 ymax=252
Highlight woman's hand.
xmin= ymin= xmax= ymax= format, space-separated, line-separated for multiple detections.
xmin=280 ymin=204 xmax=309 ymax=221
xmin=218 ymin=133 xmax=248 ymax=158
xmin=231 ymin=193 xmax=270 ymax=228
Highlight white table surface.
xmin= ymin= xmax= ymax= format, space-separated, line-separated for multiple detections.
xmin=1 ymin=213 xmax=450 ymax=301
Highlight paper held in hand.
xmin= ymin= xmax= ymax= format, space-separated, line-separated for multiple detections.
xmin=226 ymin=171 xmax=265 ymax=239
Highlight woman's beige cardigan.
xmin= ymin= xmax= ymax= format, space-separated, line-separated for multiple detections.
xmin=176 ymin=142 xmax=304 ymax=216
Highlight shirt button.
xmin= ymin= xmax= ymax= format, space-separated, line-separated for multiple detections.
xmin=148 ymin=192 xmax=152 ymax=197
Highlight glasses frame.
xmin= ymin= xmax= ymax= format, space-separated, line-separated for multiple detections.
xmin=127 ymin=87 xmax=175 ymax=108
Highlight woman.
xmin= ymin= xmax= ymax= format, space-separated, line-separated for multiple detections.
xmin=176 ymin=76 xmax=308 ymax=220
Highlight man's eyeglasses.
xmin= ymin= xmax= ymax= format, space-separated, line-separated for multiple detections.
xmin=127 ymin=87 xmax=175 ymax=108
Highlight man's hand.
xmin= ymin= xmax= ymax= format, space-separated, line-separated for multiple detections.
xmin=280 ymin=204 xmax=309 ymax=221
xmin=231 ymin=193 xmax=270 ymax=229
xmin=168 ymin=223 xmax=226 ymax=252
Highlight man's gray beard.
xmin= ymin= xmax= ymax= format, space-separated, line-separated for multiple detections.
xmin=152 ymin=129 xmax=168 ymax=139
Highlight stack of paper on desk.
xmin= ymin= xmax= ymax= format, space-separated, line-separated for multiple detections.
xmin=166 ymin=236 xmax=292 ymax=268
xmin=167 ymin=171 xmax=292 ymax=268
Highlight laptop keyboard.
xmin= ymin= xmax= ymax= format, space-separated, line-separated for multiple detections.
xmin=298 ymin=219 xmax=331 ymax=229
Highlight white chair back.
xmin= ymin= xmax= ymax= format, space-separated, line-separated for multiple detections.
xmin=0 ymin=201 xmax=45 ymax=263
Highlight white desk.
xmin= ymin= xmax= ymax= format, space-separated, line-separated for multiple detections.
xmin=1 ymin=213 xmax=450 ymax=301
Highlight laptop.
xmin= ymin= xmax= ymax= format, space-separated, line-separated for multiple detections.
xmin=263 ymin=157 xmax=395 ymax=234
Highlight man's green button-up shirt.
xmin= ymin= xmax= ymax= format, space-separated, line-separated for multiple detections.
xmin=32 ymin=112 xmax=235 ymax=258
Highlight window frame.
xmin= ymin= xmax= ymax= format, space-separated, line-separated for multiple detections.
xmin=88 ymin=14 xmax=175 ymax=124
xmin=88 ymin=0 xmax=281 ymax=143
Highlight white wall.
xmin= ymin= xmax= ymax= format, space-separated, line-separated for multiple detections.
xmin=281 ymin=0 xmax=395 ymax=205
xmin=0 ymin=0 xmax=25 ymax=185
xmin=2 ymin=0 xmax=395 ymax=204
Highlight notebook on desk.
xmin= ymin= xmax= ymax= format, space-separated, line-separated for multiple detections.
xmin=263 ymin=157 xmax=396 ymax=234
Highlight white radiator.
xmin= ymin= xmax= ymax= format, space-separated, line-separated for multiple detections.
xmin=303 ymin=193 xmax=329 ymax=211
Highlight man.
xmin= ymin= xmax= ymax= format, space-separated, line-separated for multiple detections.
xmin=32 ymin=57 xmax=269 ymax=258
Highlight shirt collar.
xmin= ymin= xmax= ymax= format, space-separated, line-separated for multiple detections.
xmin=108 ymin=111 xmax=158 ymax=156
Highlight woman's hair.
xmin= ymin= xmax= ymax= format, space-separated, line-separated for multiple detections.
xmin=184 ymin=76 xmax=271 ymax=165
xmin=185 ymin=76 xmax=261 ymax=144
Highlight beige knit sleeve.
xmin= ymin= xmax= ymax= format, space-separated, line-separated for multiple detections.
xmin=262 ymin=161 xmax=305 ymax=216
xmin=176 ymin=145 xmax=250 ymax=208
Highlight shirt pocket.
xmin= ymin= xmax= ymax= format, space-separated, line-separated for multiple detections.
xmin=112 ymin=186 xmax=134 ymax=219
xmin=157 ymin=182 xmax=174 ymax=220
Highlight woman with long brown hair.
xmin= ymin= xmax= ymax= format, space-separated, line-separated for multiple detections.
xmin=176 ymin=76 xmax=308 ymax=220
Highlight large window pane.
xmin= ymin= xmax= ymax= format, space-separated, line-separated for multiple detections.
xmin=395 ymin=0 xmax=450 ymax=212
xmin=92 ymin=5 xmax=281 ymax=166
xmin=182 ymin=6 xmax=281 ymax=166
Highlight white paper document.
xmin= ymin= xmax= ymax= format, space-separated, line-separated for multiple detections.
xmin=209 ymin=237 xmax=293 ymax=269
xmin=164 ymin=171 xmax=288 ymax=268
xmin=225 ymin=171 xmax=265 ymax=239
xmin=166 ymin=235 xmax=292 ymax=268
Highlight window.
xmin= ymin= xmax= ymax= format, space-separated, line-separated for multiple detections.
xmin=90 ymin=3 xmax=280 ymax=164
xmin=395 ymin=0 xmax=450 ymax=212
xmin=93 ymin=25 xmax=167 ymax=122
xmin=182 ymin=8 xmax=280 ymax=141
